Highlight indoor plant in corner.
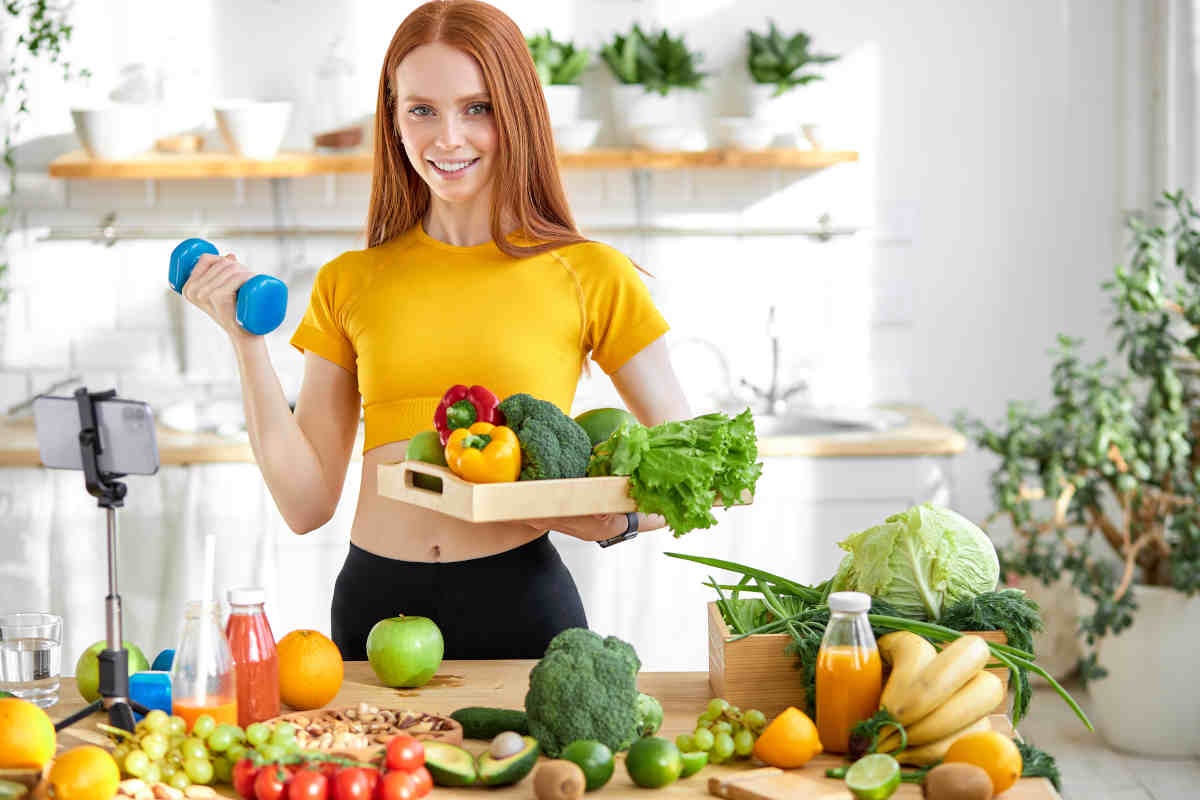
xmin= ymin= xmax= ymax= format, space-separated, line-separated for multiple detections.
xmin=526 ymin=29 xmax=590 ymax=128
xmin=600 ymin=24 xmax=707 ymax=150
xmin=745 ymin=21 xmax=838 ymax=134
xmin=959 ymin=189 xmax=1200 ymax=757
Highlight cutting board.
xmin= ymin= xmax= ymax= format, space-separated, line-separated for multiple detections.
xmin=709 ymin=767 xmax=855 ymax=800
xmin=377 ymin=460 xmax=751 ymax=523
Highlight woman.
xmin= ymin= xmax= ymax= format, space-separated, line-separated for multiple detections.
xmin=181 ymin=0 xmax=691 ymax=660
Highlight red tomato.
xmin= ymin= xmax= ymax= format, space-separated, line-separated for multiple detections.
xmin=289 ymin=770 xmax=329 ymax=800
xmin=233 ymin=759 xmax=260 ymax=800
xmin=363 ymin=768 xmax=380 ymax=799
xmin=385 ymin=736 xmax=425 ymax=773
xmin=378 ymin=771 xmax=418 ymax=800
xmin=334 ymin=768 xmax=373 ymax=800
xmin=255 ymin=767 xmax=287 ymax=800
xmin=409 ymin=767 xmax=433 ymax=799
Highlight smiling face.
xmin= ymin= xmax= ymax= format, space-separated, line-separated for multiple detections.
xmin=393 ymin=42 xmax=499 ymax=210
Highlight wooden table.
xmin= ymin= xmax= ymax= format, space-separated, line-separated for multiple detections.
xmin=51 ymin=661 xmax=1060 ymax=799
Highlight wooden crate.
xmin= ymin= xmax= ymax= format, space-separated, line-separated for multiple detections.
xmin=378 ymin=460 xmax=750 ymax=523
xmin=707 ymin=602 xmax=1011 ymax=721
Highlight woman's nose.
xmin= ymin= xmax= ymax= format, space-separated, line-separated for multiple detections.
xmin=435 ymin=115 xmax=465 ymax=148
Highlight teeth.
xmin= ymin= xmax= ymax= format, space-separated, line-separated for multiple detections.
xmin=432 ymin=159 xmax=475 ymax=172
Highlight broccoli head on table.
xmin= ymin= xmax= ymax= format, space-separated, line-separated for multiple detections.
xmin=524 ymin=627 xmax=660 ymax=757
xmin=497 ymin=393 xmax=592 ymax=480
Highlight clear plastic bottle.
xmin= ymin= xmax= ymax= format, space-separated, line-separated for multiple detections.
xmin=171 ymin=601 xmax=237 ymax=731
xmin=815 ymin=591 xmax=882 ymax=753
xmin=224 ymin=587 xmax=279 ymax=727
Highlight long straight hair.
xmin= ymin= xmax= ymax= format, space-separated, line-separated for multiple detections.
xmin=366 ymin=0 xmax=586 ymax=257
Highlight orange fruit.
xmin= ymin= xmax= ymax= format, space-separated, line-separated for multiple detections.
xmin=277 ymin=629 xmax=344 ymax=710
xmin=751 ymin=706 xmax=823 ymax=768
xmin=943 ymin=729 xmax=1023 ymax=795
xmin=47 ymin=745 xmax=119 ymax=800
xmin=0 ymin=697 xmax=55 ymax=768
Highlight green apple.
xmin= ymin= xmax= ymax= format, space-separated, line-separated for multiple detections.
xmin=75 ymin=640 xmax=149 ymax=703
xmin=366 ymin=615 xmax=444 ymax=688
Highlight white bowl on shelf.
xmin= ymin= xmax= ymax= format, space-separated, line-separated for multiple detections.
xmin=213 ymin=99 xmax=292 ymax=159
xmin=70 ymin=105 xmax=154 ymax=159
xmin=715 ymin=117 xmax=776 ymax=150
xmin=553 ymin=119 xmax=601 ymax=152
xmin=630 ymin=124 xmax=695 ymax=151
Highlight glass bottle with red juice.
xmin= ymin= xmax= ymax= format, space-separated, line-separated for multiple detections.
xmin=225 ymin=587 xmax=279 ymax=727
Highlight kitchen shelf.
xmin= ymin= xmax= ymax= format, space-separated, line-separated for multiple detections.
xmin=47 ymin=147 xmax=858 ymax=180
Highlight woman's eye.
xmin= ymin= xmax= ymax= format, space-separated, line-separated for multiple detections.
xmin=467 ymin=102 xmax=492 ymax=115
xmin=409 ymin=105 xmax=433 ymax=117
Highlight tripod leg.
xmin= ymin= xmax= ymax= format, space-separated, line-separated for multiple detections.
xmin=109 ymin=701 xmax=136 ymax=733
xmin=129 ymin=700 xmax=151 ymax=715
xmin=54 ymin=699 xmax=103 ymax=732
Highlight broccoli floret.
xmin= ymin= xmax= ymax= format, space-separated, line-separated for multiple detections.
xmin=498 ymin=393 xmax=593 ymax=480
xmin=523 ymin=628 xmax=644 ymax=757
xmin=635 ymin=692 xmax=663 ymax=737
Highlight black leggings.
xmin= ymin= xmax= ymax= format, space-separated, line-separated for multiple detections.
xmin=331 ymin=534 xmax=588 ymax=660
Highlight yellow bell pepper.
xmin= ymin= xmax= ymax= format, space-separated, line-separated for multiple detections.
xmin=444 ymin=421 xmax=521 ymax=483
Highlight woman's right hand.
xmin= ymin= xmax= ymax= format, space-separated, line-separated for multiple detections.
xmin=180 ymin=251 xmax=257 ymax=340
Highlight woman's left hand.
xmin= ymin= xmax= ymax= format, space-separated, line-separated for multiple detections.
xmin=523 ymin=512 xmax=667 ymax=542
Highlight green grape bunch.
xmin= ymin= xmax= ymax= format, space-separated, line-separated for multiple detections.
xmin=675 ymin=698 xmax=767 ymax=765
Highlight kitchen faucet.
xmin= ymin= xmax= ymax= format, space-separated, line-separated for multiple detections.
xmin=740 ymin=305 xmax=809 ymax=417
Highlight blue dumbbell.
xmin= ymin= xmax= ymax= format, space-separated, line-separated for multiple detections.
xmin=169 ymin=238 xmax=288 ymax=335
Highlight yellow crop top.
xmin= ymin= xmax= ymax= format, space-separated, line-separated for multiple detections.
xmin=289 ymin=223 xmax=670 ymax=452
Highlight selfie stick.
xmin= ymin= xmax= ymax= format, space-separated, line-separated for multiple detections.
xmin=53 ymin=387 xmax=149 ymax=734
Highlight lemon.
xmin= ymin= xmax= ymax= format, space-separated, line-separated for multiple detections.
xmin=624 ymin=737 xmax=683 ymax=789
xmin=844 ymin=753 xmax=901 ymax=800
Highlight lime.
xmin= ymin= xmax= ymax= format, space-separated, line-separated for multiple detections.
xmin=406 ymin=430 xmax=448 ymax=491
xmin=624 ymin=737 xmax=683 ymax=789
xmin=679 ymin=750 xmax=708 ymax=778
xmin=844 ymin=753 xmax=901 ymax=800
xmin=573 ymin=408 xmax=637 ymax=448
xmin=560 ymin=740 xmax=615 ymax=791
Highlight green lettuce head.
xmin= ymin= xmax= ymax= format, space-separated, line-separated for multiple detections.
xmin=830 ymin=503 xmax=999 ymax=620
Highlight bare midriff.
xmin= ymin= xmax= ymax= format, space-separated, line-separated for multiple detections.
xmin=348 ymin=440 xmax=547 ymax=562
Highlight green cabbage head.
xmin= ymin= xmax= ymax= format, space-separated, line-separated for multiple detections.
xmin=830 ymin=503 xmax=999 ymax=620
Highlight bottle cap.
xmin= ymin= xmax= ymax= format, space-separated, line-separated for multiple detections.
xmin=828 ymin=591 xmax=871 ymax=613
xmin=227 ymin=587 xmax=266 ymax=606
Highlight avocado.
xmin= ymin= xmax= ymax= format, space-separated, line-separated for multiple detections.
xmin=477 ymin=735 xmax=541 ymax=786
xmin=422 ymin=741 xmax=478 ymax=787
xmin=573 ymin=408 xmax=637 ymax=449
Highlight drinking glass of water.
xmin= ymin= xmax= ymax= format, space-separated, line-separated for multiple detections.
xmin=0 ymin=612 xmax=63 ymax=708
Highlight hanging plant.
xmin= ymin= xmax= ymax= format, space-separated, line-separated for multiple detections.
xmin=1 ymin=0 xmax=92 ymax=304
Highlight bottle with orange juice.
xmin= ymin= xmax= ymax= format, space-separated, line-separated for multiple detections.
xmin=815 ymin=591 xmax=882 ymax=754
xmin=170 ymin=601 xmax=237 ymax=730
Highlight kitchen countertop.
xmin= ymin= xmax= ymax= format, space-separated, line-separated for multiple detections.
xmin=0 ymin=405 xmax=965 ymax=467
xmin=50 ymin=660 xmax=1059 ymax=800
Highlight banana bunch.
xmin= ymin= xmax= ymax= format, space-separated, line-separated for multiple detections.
xmin=873 ymin=632 xmax=1005 ymax=766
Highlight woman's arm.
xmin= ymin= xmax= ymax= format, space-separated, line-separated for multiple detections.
xmin=182 ymin=251 xmax=360 ymax=533
xmin=524 ymin=335 xmax=692 ymax=541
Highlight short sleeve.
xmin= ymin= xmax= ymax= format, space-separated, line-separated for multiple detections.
xmin=289 ymin=255 xmax=359 ymax=375
xmin=569 ymin=243 xmax=670 ymax=374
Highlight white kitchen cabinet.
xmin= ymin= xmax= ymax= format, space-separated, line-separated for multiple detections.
xmin=0 ymin=452 xmax=954 ymax=676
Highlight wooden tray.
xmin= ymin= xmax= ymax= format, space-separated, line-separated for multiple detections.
xmin=378 ymin=460 xmax=751 ymax=523
xmin=267 ymin=705 xmax=463 ymax=762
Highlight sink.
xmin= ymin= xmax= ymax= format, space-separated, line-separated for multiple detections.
xmin=753 ymin=406 xmax=908 ymax=438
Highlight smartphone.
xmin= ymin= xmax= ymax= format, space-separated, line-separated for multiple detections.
xmin=32 ymin=394 xmax=160 ymax=476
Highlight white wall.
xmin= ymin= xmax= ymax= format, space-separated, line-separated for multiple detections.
xmin=1 ymin=1 xmax=1132 ymax=605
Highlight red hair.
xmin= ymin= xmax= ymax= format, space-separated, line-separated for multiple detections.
xmin=366 ymin=0 xmax=585 ymax=257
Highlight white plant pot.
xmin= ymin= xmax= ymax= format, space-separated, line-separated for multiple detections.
xmin=1005 ymin=573 xmax=1083 ymax=683
xmin=747 ymin=83 xmax=805 ymax=131
xmin=1086 ymin=584 xmax=1200 ymax=756
xmin=609 ymin=85 xmax=682 ymax=143
xmin=542 ymin=84 xmax=582 ymax=127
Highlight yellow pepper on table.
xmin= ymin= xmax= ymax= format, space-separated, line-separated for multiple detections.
xmin=444 ymin=421 xmax=522 ymax=483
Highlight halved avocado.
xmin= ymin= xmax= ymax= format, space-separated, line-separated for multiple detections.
xmin=476 ymin=735 xmax=541 ymax=787
xmin=423 ymin=741 xmax=478 ymax=787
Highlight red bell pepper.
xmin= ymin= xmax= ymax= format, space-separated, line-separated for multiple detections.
xmin=433 ymin=384 xmax=505 ymax=445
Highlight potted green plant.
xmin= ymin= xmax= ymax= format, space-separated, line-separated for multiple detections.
xmin=1 ymin=1 xmax=90 ymax=333
xmin=958 ymin=190 xmax=1200 ymax=757
xmin=526 ymin=29 xmax=591 ymax=129
xmin=745 ymin=21 xmax=837 ymax=130
xmin=600 ymin=24 xmax=707 ymax=149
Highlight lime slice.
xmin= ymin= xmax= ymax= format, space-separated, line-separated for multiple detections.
xmin=844 ymin=753 xmax=901 ymax=800
xmin=679 ymin=750 xmax=708 ymax=778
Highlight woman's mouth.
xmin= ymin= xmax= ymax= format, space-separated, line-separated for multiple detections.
xmin=428 ymin=157 xmax=480 ymax=178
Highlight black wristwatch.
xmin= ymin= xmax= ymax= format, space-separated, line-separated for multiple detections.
xmin=598 ymin=512 xmax=639 ymax=548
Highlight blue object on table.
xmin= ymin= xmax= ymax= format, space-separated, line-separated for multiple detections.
xmin=130 ymin=671 xmax=172 ymax=721
xmin=168 ymin=238 xmax=288 ymax=335
xmin=151 ymin=648 xmax=175 ymax=672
